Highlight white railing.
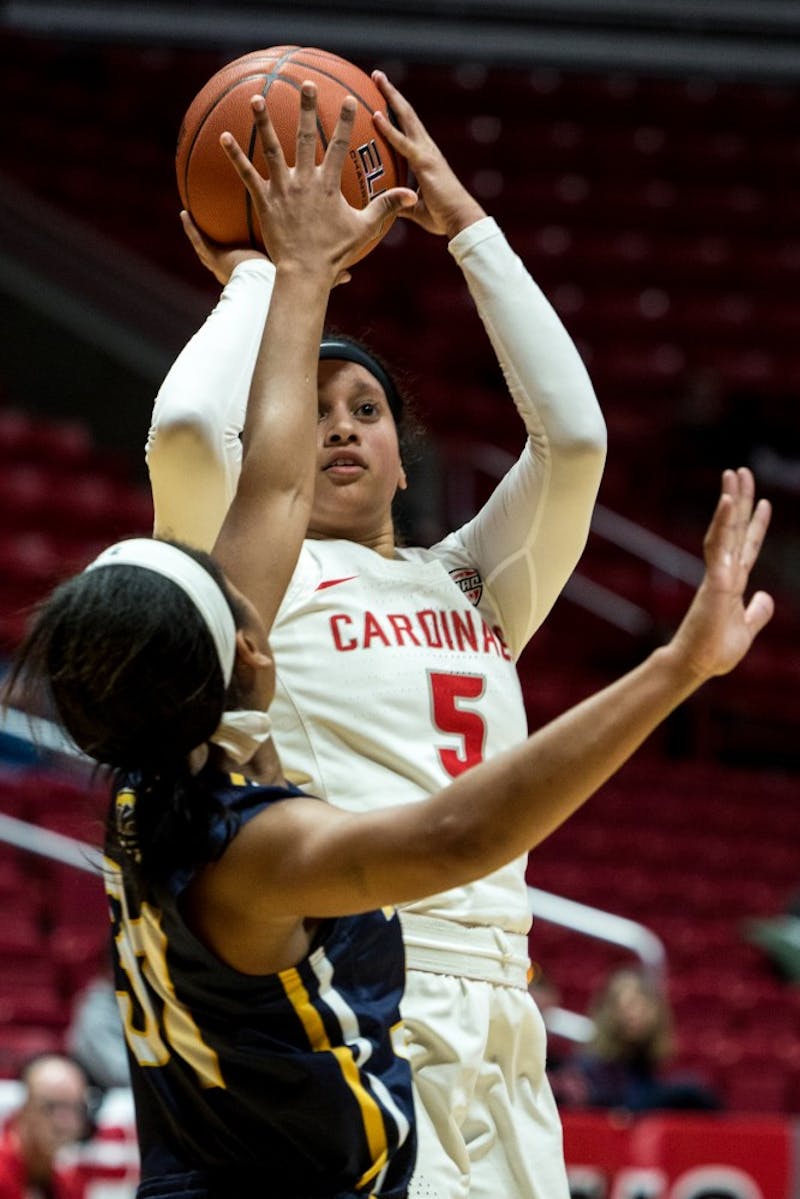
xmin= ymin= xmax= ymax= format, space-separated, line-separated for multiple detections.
xmin=528 ymin=886 xmax=666 ymax=977
xmin=0 ymin=809 xmax=101 ymax=874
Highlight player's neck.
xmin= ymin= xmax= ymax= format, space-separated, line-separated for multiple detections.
xmin=237 ymin=736 xmax=284 ymax=786
xmin=307 ymin=523 xmax=397 ymax=558
xmin=360 ymin=528 xmax=396 ymax=558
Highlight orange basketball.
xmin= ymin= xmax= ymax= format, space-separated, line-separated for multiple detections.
xmin=176 ymin=46 xmax=407 ymax=264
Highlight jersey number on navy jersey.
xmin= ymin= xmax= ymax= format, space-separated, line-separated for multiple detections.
xmin=106 ymin=860 xmax=223 ymax=1088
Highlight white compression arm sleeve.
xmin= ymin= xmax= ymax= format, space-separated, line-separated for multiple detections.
xmin=147 ymin=258 xmax=276 ymax=551
xmin=444 ymin=218 xmax=607 ymax=658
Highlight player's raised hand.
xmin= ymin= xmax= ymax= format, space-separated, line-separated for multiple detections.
xmin=371 ymin=70 xmax=486 ymax=239
xmin=667 ymin=468 xmax=773 ymax=682
xmin=180 ymin=209 xmax=266 ymax=285
xmin=220 ymin=83 xmax=416 ymax=281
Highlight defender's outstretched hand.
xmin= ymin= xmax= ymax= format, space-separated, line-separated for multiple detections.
xmin=220 ymin=83 xmax=417 ymax=282
xmin=372 ymin=70 xmax=486 ymax=239
xmin=667 ymin=467 xmax=773 ymax=682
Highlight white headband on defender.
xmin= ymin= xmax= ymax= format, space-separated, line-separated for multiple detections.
xmin=85 ymin=539 xmax=237 ymax=686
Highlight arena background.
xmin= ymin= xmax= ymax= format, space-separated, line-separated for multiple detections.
xmin=0 ymin=3 xmax=799 ymax=1196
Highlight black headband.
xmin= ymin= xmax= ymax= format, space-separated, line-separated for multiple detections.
xmin=318 ymin=338 xmax=403 ymax=425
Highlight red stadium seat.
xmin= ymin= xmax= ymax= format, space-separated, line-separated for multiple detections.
xmin=0 ymin=1028 xmax=64 ymax=1080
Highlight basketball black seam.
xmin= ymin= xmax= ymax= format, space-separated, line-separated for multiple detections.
xmin=244 ymin=47 xmax=305 ymax=246
xmin=244 ymin=55 xmax=330 ymax=248
xmin=277 ymin=58 xmax=377 ymax=115
xmin=181 ymin=68 xmax=281 ymax=248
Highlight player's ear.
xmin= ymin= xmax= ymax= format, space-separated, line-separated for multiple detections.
xmin=397 ymin=461 xmax=408 ymax=492
xmin=235 ymin=628 xmax=271 ymax=670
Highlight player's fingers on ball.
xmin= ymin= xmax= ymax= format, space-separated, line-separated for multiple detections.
xmin=295 ymin=82 xmax=320 ymax=173
xmin=324 ymin=97 xmax=357 ymax=180
xmin=220 ymin=129 xmax=263 ymax=193
xmin=368 ymin=187 xmax=417 ymax=223
xmin=180 ymin=214 xmax=212 ymax=263
xmin=372 ymin=108 xmax=409 ymax=153
xmin=371 ymin=70 xmax=417 ymax=123
xmin=180 ymin=210 xmax=202 ymax=245
xmin=359 ymin=188 xmax=416 ymax=245
xmin=251 ymin=95 xmax=287 ymax=181
xmin=396 ymin=189 xmax=424 ymax=221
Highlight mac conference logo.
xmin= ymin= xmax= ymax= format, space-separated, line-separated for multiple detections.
xmin=449 ymin=567 xmax=483 ymax=607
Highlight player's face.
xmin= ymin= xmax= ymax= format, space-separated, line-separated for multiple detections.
xmin=309 ymin=360 xmax=407 ymax=545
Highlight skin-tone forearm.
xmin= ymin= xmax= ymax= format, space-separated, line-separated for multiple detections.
xmin=418 ymin=644 xmax=700 ymax=882
xmin=195 ymin=636 xmax=714 ymax=966
xmin=238 ymin=263 xmax=329 ymax=507
xmin=209 ymin=90 xmax=340 ymax=620
xmin=208 ymin=469 xmax=773 ymax=928
xmin=359 ymin=470 xmax=775 ymax=905
xmin=217 ymin=641 xmax=711 ymax=931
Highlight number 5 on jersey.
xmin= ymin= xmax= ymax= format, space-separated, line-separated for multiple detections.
xmin=429 ymin=671 xmax=487 ymax=778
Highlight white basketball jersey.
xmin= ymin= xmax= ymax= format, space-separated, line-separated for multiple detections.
xmin=271 ymin=537 xmax=532 ymax=933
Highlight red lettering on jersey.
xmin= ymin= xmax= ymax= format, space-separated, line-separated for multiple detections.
xmin=417 ymin=610 xmax=443 ymax=648
xmin=438 ymin=610 xmax=455 ymax=651
xmin=329 ymin=607 xmax=514 ymax=657
xmin=363 ymin=611 xmax=391 ymax=648
xmin=330 ymin=614 xmax=357 ymax=651
xmin=387 ymin=613 xmax=422 ymax=647
xmin=452 ymin=610 xmax=479 ymax=653
xmin=481 ymin=619 xmax=501 ymax=655
xmin=493 ymin=625 xmax=512 ymax=661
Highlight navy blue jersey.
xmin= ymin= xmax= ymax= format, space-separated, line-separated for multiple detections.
xmin=104 ymin=771 xmax=415 ymax=1199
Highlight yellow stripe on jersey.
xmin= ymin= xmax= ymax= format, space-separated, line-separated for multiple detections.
xmin=280 ymin=966 xmax=389 ymax=1189
xmin=139 ymin=902 xmax=225 ymax=1090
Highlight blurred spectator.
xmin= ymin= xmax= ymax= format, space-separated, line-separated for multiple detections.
xmin=0 ymin=1054 xmax=88 ymax=1199
xmin=66 ymin=972 xmax=130 ymax=1093
xmin=529 ymin=967 xmax=568 ymax=1072
xmin=529 ymin=966 xmax=594 ymax=1076
xmin=551 ymin=966 xmax=722 ymax=1114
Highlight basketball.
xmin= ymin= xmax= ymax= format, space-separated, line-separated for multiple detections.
xmin=176 ymin=46 xmax=408 ymax=263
